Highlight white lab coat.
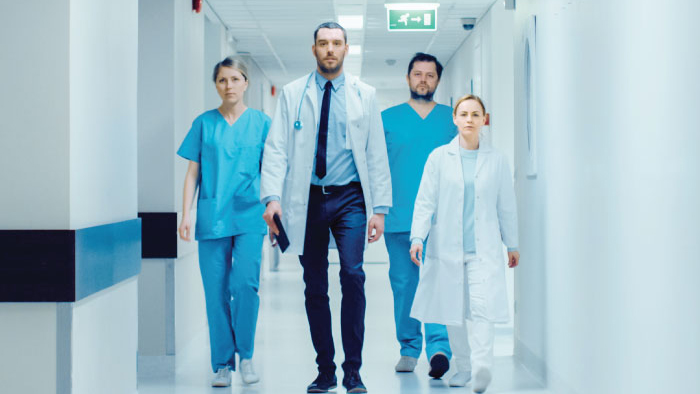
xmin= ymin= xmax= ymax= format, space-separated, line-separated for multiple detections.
xmin=260 ymin=72 xmax=392 ymax=255
xmin=409 ymin=137 xmax=518 ymax=325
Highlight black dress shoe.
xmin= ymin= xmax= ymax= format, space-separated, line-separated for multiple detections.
xmin=307 ymin=372 xmax=337 ymax=393
xmin=343 ymin=370 xmax=367 ymax=393
xmin=428 ymin=352 xmax=449 ymax=379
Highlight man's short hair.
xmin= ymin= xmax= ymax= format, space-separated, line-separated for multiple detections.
xmin=407 ymin=52 xmax=443 ymax=79
xmin=313 ymin=22 xmax=347 ymax=44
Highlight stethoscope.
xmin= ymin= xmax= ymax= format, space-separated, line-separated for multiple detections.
xmin=293 ymin=72 xmax=315 ymax=131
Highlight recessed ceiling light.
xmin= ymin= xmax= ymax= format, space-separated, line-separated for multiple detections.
xmin=338 ymin=15 xmax=363 ymax=29
xmin=348 ymin=45 xmax=362 ymax=55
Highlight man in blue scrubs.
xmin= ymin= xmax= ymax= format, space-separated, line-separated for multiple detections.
xmin=261 ymin=22 xmax=392 ymax=394
xmin=381 ymin=53 xmax=456 ymax=378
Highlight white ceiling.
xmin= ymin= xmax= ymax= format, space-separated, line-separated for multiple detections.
xmin=206 ymin=0 xmax=496 ymax=89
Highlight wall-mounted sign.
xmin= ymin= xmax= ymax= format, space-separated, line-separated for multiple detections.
xmin=385 ymin=3 xmax=439 ymax=31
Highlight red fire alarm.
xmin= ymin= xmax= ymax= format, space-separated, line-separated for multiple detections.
xmin=193 ymin=0 xmax=202 ymax=13
xmin=271 ymin=85 xmax=276 ymax=96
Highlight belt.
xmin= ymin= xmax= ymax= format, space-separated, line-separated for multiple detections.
xmin=310 ymin=181 xmax=361 ymax=195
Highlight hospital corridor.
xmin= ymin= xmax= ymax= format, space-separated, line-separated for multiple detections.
xmin=1 ymin=1 xmax=699 ymax=394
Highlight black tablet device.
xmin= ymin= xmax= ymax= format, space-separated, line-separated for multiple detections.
xmin=272 ymin=213 xmax=290 ymax=252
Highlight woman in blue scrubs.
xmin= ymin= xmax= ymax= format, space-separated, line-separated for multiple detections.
xmin=177 ymin=57 xmax=270 ymax=388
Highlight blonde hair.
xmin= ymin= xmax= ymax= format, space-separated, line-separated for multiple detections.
xmin=453 ymin=94 xmax=486 ymax=116
xmin=212 ymin=57 xmax=249 ymax=82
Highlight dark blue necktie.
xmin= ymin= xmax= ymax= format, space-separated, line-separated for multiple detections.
xmin=315 ymin=80 xmax=332 ymax=179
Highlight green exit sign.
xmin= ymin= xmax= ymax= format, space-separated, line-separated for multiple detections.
xmin=386 ymin=6 xmax=438 ymax=31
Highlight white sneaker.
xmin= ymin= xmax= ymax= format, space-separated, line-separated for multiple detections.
xmin=394 ymin=356 xmax=418 ymax=372
xmin=448 ymin=371 xmax=471 ymax=387
xmin=211 ymin=366 xmax=231 ymax=387
xmin=239 ymin=358 xmax=260 ymax=384
xmin=472 ymin=368 xmax=492 ymax=393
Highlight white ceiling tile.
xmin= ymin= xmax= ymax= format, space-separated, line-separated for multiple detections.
xmin=206 ymin=0 xmax=496 ymax=87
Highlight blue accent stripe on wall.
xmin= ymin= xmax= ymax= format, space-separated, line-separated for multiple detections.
xmin=0 ymin=218 xmax=142 ymax=302
xmin=75 ymin=219 xmax=142 ymax=301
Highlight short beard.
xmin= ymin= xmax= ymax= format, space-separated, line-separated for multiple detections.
xmin=410 ymin=89 xmax=434 ymax=102
xmin=318 ymin=60 xmax=343 ymax=75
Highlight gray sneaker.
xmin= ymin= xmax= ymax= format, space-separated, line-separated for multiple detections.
xmin=239 ymin=358 xmax=260 ymax=384
xmin=395 ymin=356 xmax=418 ymax=372
xmin=211 ymin=366 xmax=231 ymax=387
xmin=472 ymin=368 xmax=492 ymax=393
xmin=448 ymin=371 xmax=471 ymax=387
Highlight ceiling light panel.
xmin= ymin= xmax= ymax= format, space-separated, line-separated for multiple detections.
xmin=338 ymin=15 xmax=364 ymax=29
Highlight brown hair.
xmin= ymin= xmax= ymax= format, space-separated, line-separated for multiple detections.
xmin=453 ymin=94 xmax=486 ymax=116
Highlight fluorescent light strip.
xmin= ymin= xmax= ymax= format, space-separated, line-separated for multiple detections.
xmin=384 ymin=3 xmax=440 ymax=11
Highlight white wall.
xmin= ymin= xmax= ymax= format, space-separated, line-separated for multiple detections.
xmin=0 ymin=0 xmax=70 ymax=229
xmin=138 ymin=260 xmax=169 ymax=356
xmin=69 ymin=0 xmax=138 ymax=229
xmin=204 ymin=16 xmax=226 ymax=111
xmin=437 ymin=3 xmax=515 ymax=163
xmin=72 ymin=278 xmax=138 ymax=394
xmin=138 ymin=0 xmax=176 ymax=213
xmin=243 ymin=57 xmax=275 ymax=116
xmin=0 ymin=304 xmax=59 ymax=393
xmin=173 ymin=0 xmax=206 ymax=212
xmin=512 ymin=1 xmax=700 ymax=393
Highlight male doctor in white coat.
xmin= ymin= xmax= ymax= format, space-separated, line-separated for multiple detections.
xmin=261 ymin=22 xmax=392 ymax=394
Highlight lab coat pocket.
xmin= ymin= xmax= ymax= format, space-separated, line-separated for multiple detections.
xmin=347 ymin=118 xmax=368 ymax=148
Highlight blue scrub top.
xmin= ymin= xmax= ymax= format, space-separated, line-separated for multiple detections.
xmin=177 ymin=108 xmax=271 ymax=240
xmin=382 ymin=103 xmax=456 ymax=233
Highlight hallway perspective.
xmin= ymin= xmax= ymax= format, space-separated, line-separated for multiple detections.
xmin=138 ymin=261 xmax=549 ymax=394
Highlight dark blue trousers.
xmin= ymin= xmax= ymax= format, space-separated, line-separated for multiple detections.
xmin=299 ymin=182 xmax=367 ymax=376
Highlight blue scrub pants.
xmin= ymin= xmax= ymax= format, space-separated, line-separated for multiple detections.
xmin=384 ymin=232 xmax=451 ymax=360
xmin=299 ymin=182 xmax=367 ymax=376
xmin=198 ymin=233 xmax=264 ymax=372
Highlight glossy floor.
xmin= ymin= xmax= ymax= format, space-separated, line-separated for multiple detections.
xmin=138 ymin=260 xmax=549 ymax=394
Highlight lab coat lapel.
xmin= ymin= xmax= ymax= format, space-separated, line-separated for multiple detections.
xmin=446 ymin=136 xmax=463 ymax=179
xmin=475 ymin=143 xmax=492 ymax=176
xmin=345 ymin=73 xmax=362 ymax=139
xmin=303 ymin=72 xmax=319 ymax=133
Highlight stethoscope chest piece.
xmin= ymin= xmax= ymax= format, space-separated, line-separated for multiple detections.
xmin=293 ymin=72 xmax=315 ymax=132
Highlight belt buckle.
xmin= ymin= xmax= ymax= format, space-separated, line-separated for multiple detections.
xmin=321 ymin=185 xmax=330 ymax=195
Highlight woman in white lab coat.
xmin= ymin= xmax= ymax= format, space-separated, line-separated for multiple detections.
xmin=409 ymin=94 xmax=520 ymax=393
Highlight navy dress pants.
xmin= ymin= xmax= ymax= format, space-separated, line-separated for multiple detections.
xmin=299 ymin=182 xmax=367 ymax=376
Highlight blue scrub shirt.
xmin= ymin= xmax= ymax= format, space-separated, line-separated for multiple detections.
xmin=382 ymin=103 xmax=456 ymax=232
xmin=177 ymin=108 xmax=271 ymax=240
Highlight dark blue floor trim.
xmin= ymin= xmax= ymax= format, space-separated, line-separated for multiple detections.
xmin=0 ymin=218 xmax=141 ymax=302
